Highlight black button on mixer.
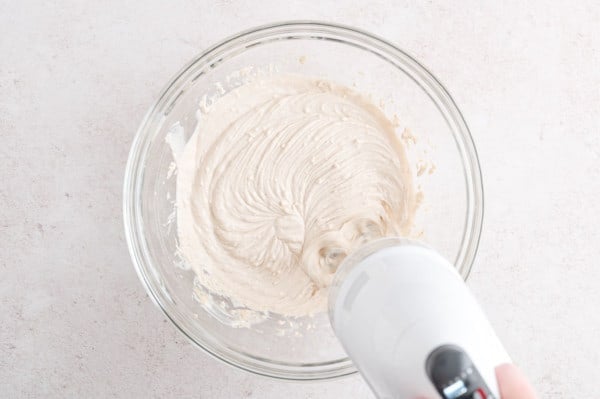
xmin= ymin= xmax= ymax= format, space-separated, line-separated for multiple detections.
xmin=426 ymin=345 xmax=496 ymax=399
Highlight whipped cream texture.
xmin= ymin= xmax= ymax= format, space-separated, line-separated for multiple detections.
xmin=176 ymin=75 xmax=416 ymax=317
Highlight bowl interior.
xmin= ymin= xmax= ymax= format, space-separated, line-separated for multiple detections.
xmin=124 ymin=22 xmax=481 ymax=380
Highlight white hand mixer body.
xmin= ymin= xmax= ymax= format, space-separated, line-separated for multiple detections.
xmin=329 ymin=239 xmax=510 ymax=399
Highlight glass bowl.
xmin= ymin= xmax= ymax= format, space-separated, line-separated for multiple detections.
xmin=123 ymin=21 xmax=483 ymax=380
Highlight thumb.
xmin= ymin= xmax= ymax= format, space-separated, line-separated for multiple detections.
xmin=495 ymin=363 xmax=538 ymax=399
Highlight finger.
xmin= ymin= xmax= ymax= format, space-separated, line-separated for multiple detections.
xmin=495 ymin=363 xmax=538 ymax=399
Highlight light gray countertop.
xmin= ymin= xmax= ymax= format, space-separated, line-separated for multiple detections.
xmin=1 ymin=1 xmax=599 ymax=397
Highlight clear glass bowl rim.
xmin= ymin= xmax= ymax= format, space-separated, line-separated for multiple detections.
xmin=123 ymin=20 xmax=484 ymax=381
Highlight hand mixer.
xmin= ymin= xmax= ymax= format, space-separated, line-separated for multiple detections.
xmin=328 ymin=238 xmax=510 ymax=399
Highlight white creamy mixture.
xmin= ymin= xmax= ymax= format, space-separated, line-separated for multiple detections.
xmin=176 ymin=75 xmax=416 ymax=317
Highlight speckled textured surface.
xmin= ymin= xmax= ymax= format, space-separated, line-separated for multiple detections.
xmin=1 ymin=1 xmax=599 ymax=397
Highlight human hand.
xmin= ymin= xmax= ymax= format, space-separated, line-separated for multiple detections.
xmin=495 ymin=363 xmax=538 ymax=399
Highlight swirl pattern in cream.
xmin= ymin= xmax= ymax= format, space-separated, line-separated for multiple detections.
xmin=177 ymin=75 xmax=416 ymax=317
